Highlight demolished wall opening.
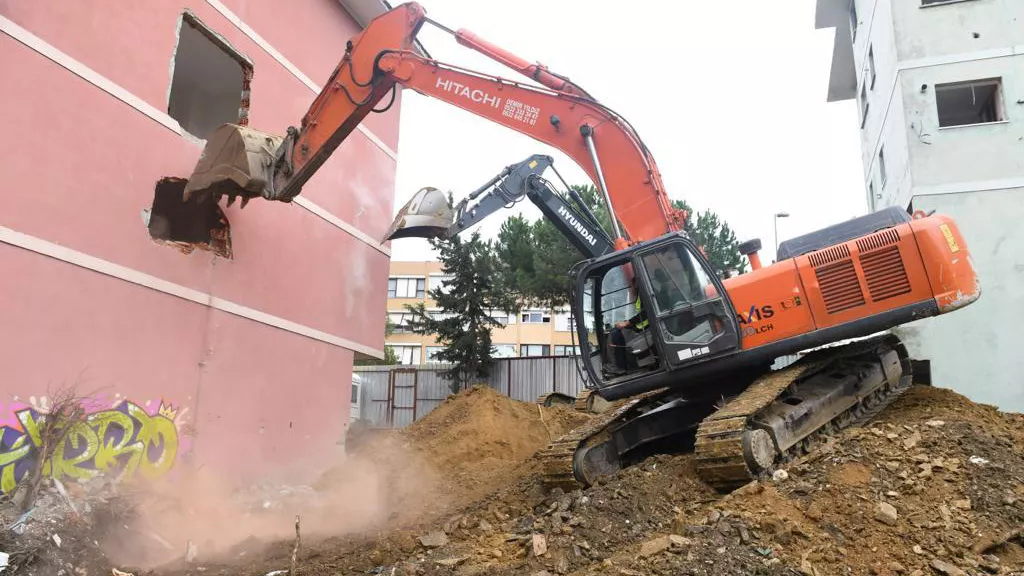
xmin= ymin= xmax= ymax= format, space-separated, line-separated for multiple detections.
xmin=147 ymin=178 xmax=233 ymax=259
xmin=168 ymin=12 xmax=252 ymax=139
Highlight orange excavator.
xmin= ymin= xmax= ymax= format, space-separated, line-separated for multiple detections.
xmin=181 ymin=2 xmax=981 ymax=491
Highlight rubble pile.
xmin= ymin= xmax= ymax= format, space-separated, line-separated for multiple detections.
xmin=6 ymin=384 xmax=1021 ymax=576
xmin=0 ymin=477 xmax=134 ymax=575
xmin=159 ymin=384 xmax=1021 ymax=576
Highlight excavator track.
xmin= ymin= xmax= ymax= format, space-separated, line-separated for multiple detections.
xmin=694 ymin=335 xmax=913 ymax=492
xmin=536 ymin=392 xmax=577 ymax=408
xmin=537 ymin=388 xmax=668 ymax=489
xmin=574 ymin=389 xmax=613 ymax=414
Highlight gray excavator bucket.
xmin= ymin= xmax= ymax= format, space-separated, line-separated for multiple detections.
xmin=183 ymin=124 xmax=284 ymax=206
xmin=384 ymin=187 xmax=454 ymax=241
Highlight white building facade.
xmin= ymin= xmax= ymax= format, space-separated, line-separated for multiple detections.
xmin=816 ymin=0 xmax=1024 ymax=411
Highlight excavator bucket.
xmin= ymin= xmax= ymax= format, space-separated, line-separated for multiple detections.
xmin=383 ymin=186 xmax=454 ymax=241
xmin=183 ymin=124 xmax=284 ymax=206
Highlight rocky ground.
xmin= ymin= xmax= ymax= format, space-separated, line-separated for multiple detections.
xmin=2 ymin=384 xmax=1022 ymax=576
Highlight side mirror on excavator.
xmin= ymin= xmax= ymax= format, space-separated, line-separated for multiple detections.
xmin=383 ymin=186 xmax=455 ymax=242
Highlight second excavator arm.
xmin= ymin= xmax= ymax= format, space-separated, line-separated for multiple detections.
xmin=182 ymin=2 xmax=686 ymax=246
xmin=387 ymin=154 xmax=615 ymax=259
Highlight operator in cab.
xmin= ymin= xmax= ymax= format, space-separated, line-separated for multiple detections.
xmin=609 ymin=269 xmax=673 ymax=373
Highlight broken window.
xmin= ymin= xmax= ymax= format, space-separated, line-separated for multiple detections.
xmin=860 ymin=82 xmax=869 ymax=128
xmin=878 ymin=148 xmax=887 ymax=187
xmin=168 ymin=12 xmax=252 ymax=139
xmin=935 ymin=78 xmax=1005 ymax=127
xmin=868 ymin=46 xmax=876 ymax=89
xmin=146 ymin=178 xmax=232 ymax=258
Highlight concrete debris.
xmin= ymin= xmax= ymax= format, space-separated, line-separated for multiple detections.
xmin=186 ymin=539 xmax=199 ymax=563
xmin=418 ymin=530 xmax=449 ymax=548
xmin=951 ymin=498 xmax=972 ymax=510
xmin=968 ymin=455 xmax=989 ymax=465
xmin=51 ymin=533 xmax=61 ymax=548
xmin=929 ymin=559 xmax=966 ymax=576
xmin=925 ymin=420 xmax=946 ymax=427
xmin=531 ymin=533 xmax=548 ymax=556
xmin=874 ymin=502 xmax=899 ymax=525
xmin=111 ymin=570 xmax=135 ymax=576
xmin=638 ymin=535 xmax=671 ymax=557
xmin=435 ymin=556 xmax=468 ymax=567
xmin=0 ymin=552 xmax=7 ymax=572
xmin=264 ymin=571 xmax=288 ymax=576
xmin=772 ymin=469 xmax=789 ymax=482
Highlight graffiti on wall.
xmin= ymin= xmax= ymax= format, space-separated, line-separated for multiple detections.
xmin=0 ymin=396 xmax=186 ymax=493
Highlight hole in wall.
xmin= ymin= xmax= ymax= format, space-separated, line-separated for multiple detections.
xmin=145 ymin=178 xmax=232 ymax=259
xmin=168 ymin=11 xmax=252 ymax=139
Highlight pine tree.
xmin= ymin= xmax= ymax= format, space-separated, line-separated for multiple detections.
xmin=671 ymin=200 xmax=747 ymax=277
xmin=406 ymin=232 xmax=518 ymax=393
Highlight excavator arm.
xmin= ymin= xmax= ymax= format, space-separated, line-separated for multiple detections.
xmin=388 ymin=154 xmax=615 ymax=259
xmin=182 ymin=2 xmax=685 ymax=245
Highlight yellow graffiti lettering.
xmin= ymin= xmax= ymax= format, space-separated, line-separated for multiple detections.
xmin=50 ymin=422 xmax=100 ymax=482
xmin=88 ymin=409 xmax=143 ymax=478
xmin=0 ymin=400 xmax=181 ymax=493
xmin=124 ymin=403 xmax=178 ymax=479
xmin=0 ymin=435 xmax=32 ymax=493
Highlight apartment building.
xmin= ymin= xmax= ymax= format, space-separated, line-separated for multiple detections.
xmin=816 ymin=0 xmax=1023 ymax=410
xmin=386 ymin=261 xmax=582 ymax=365
xmin=0 ymin=0 xmax=401 ymax=487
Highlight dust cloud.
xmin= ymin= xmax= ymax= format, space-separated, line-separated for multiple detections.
xmin=102 ymin=435 xmax=441 ymax=569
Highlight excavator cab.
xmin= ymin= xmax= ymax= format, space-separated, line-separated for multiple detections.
xmin=574 ymin=233 xmax=741 ymax=394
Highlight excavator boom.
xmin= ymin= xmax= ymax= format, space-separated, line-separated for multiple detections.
xmin=182 ymin=2 xmax=685 ymax=244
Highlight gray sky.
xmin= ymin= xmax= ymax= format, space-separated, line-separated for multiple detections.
xmin=388 ymin=0 xmax=865 ymax=263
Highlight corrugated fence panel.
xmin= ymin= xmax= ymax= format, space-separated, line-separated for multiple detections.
xmin=416 ymin=369 xmax=451 ymax=422
xmin=508 ymin=358 xmax=552 ymax=402
xmin=355 ymin=357 xmax=596 ymax=428
xmin=554 ymin=357 xmax=587 ymax=397
xmin=391 ymin=370 xmax=417 ymax=428
xmin=358 ymin=370 xmax=392 ymax=428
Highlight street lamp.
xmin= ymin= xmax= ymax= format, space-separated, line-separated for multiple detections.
xmin=774 ymin=212 xmax=790 ymax=259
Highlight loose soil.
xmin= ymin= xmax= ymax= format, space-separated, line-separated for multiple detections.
xmin=24 ymin=384 xmax=1023 ymax=576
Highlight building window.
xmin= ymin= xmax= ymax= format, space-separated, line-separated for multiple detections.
xmin=878 ymin=148 xmax=887 ymax=187
xmin=489 ymin=311 xmax=514 ymax=325
xmin=554 ymin=312 xmax=574 ymax=332
xmin=520 ymin=311 xmax=551 ymax=324
xmin=388 ymin=311 xmax=417 ymax=333
xmin=387 ymin=345 xmax=421 ymax=365
xmin=425 ymin=346 xmax=445 ymax=362
xmin=553 ymin=345 xmax=581 ymax=356
xmin=492 ymin=344 xmax=517 ymax=358
xmin=849 ymin=0 xmax=858 ymax=42
xmin=520 ymin=344 xmax=550 ymax=357
xmin=388 ymin=277 xmax=425 ymax=299
xmin=935 ymin=78 xmax=1006 ymax=128
xmin=350 ymin=382 xmax=359 ymax=404
xmin=168 ymin=12 xmax=252 ymax=139
xmin=428 ymin=310 xmax=455 ymax=321
xmin=429 ymin=274 xmax=455 ymax=295
xmin=868 ymin=46 xmax=876 ymax=89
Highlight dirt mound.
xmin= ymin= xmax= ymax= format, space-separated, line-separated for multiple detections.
xmin=147 ymin=384 xmax=1023 ymax=576
xmin=398 ymin=386 xmax=591 ymax=498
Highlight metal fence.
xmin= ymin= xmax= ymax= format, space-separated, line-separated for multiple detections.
xmin=354 ymin=356 xmax=588 ymax=428
xmin=356 ymin=353 xmax=804 ymax=429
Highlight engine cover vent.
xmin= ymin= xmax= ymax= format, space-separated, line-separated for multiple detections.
xmin=860 ymin=245 xmax=912 ymax=302
xmin=815 ymin=259 xmax=866 ymax=314
xmin=808 ymin=244 xmax=851 ymax=268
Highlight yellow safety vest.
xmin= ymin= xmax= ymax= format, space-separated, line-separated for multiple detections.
xmin=634 ymin=297 xmax=649 ymax=330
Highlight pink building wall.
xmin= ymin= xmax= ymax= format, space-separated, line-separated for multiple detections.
xmin=0 ymin=0 xmax=399 ymax=487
